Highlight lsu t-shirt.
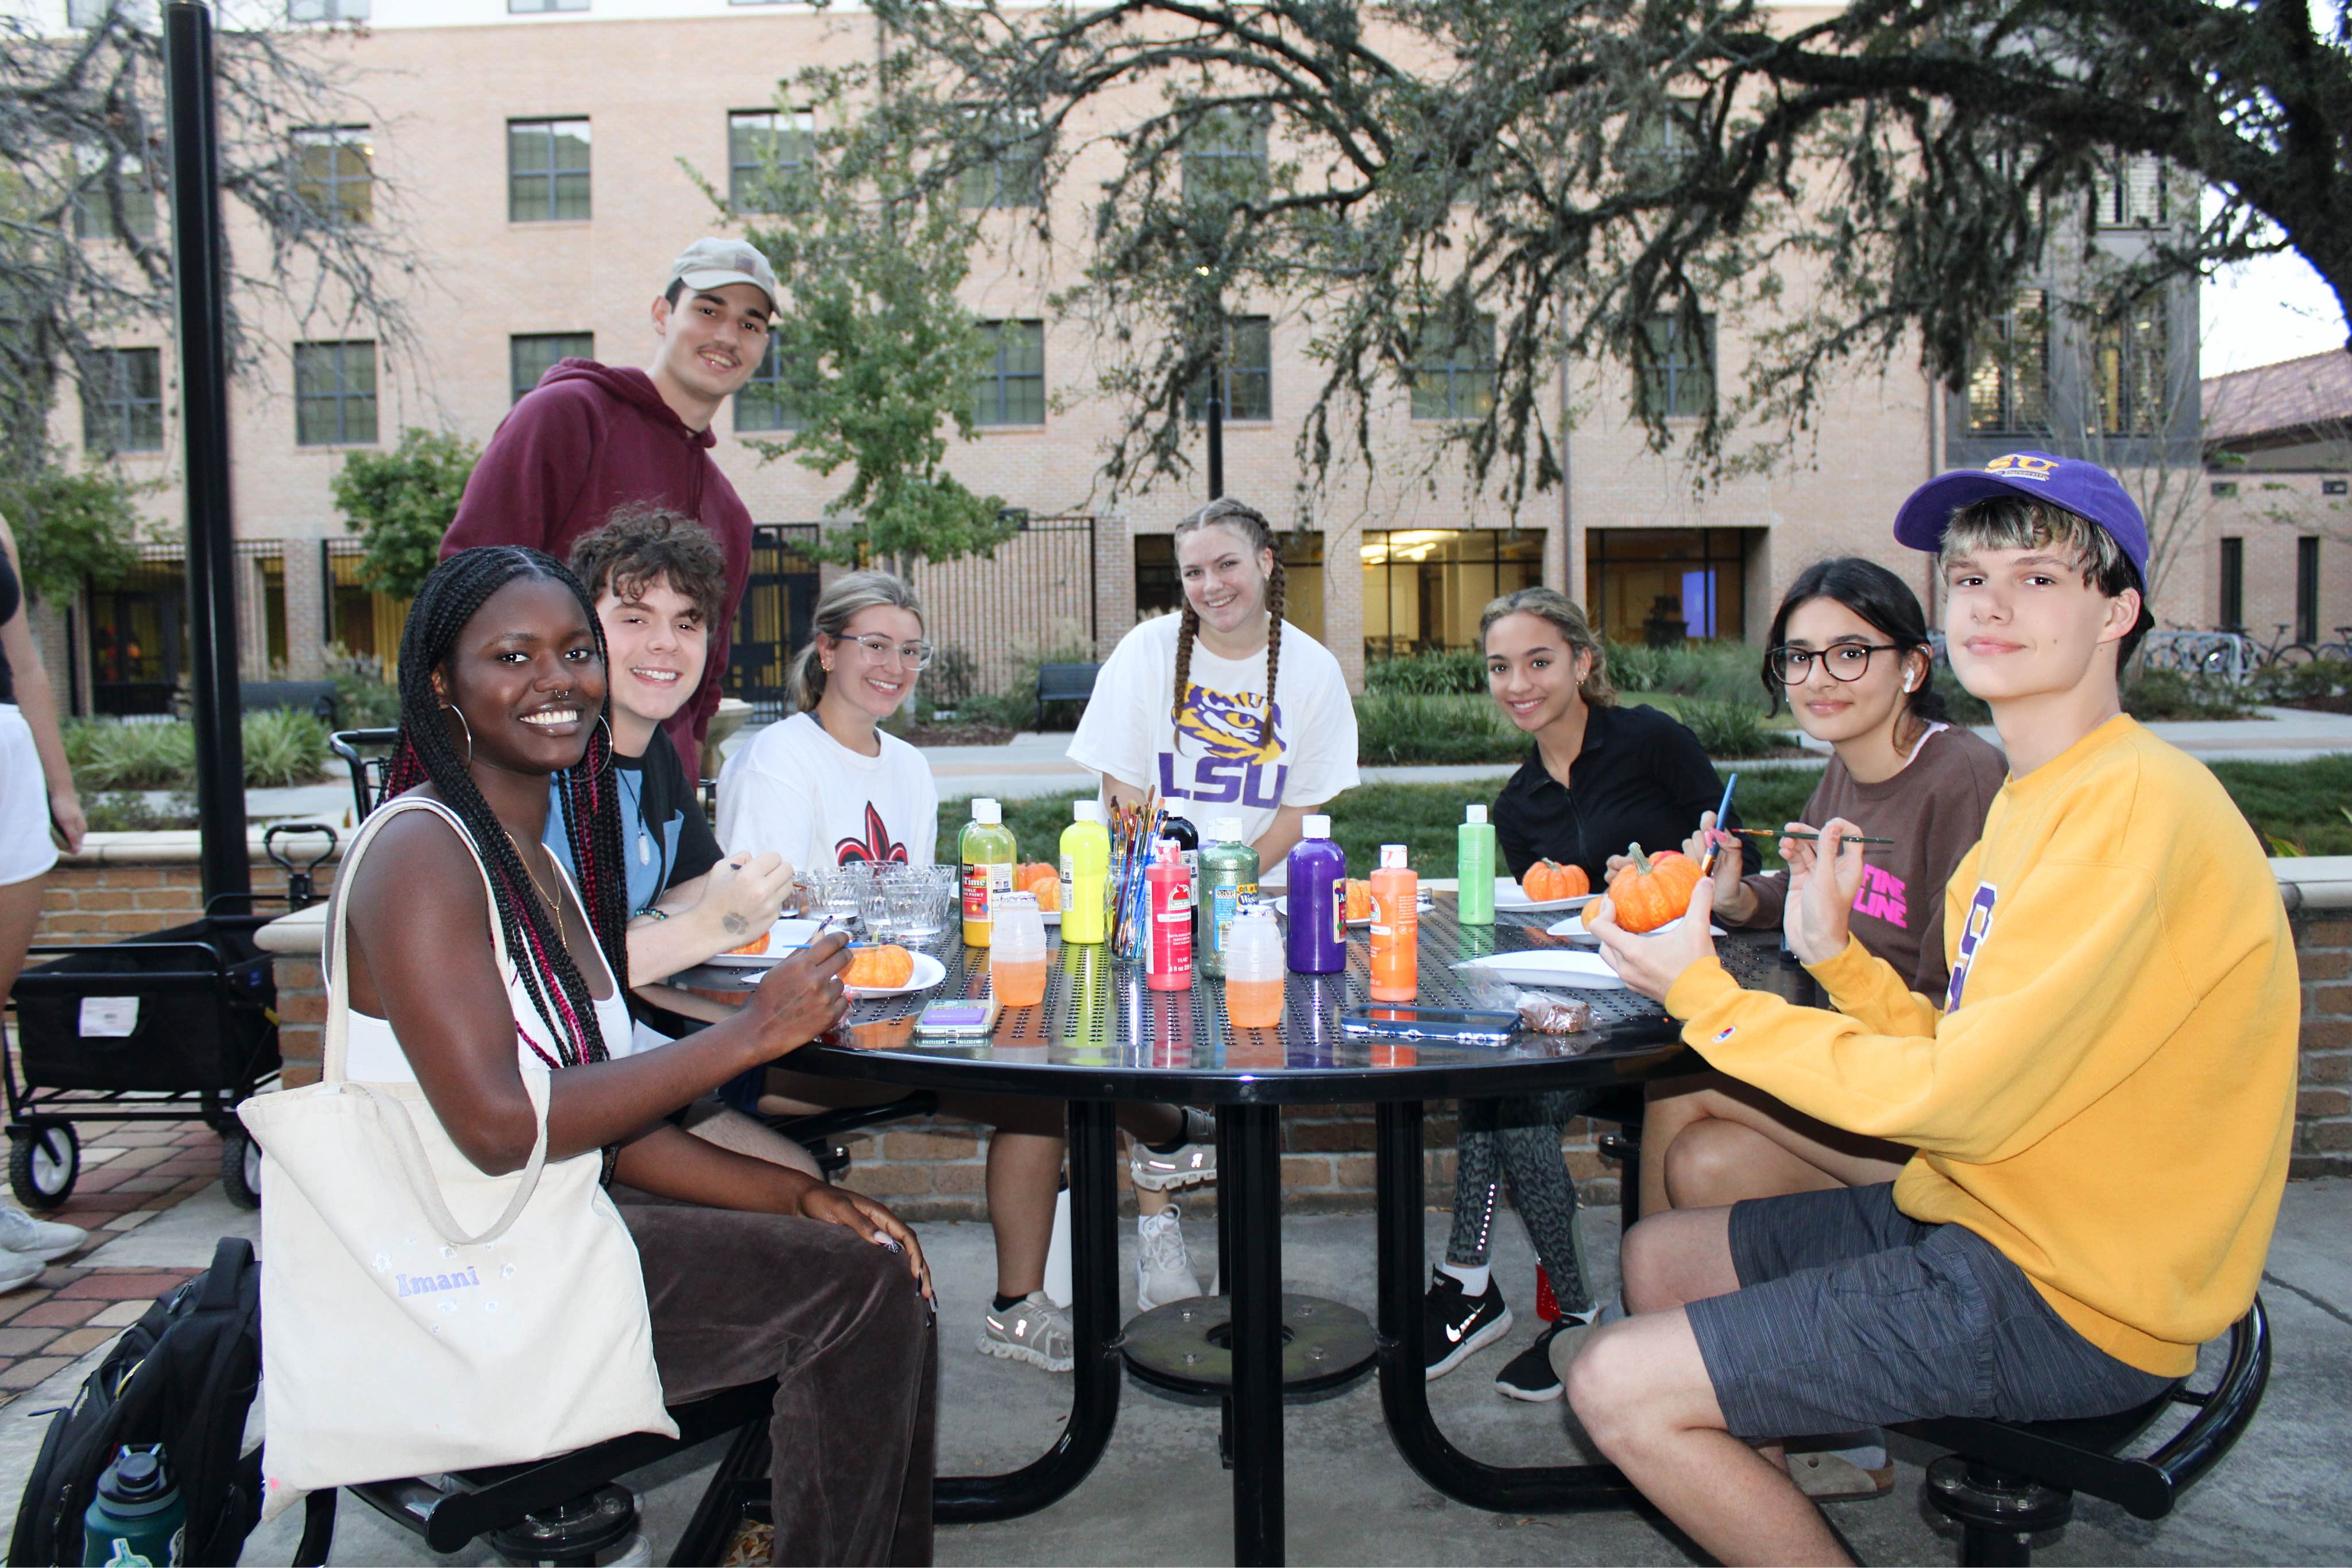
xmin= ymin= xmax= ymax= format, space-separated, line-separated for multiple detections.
xmin=717 ymin=711 xmax=941 ymax=872
xmin=1067 ymin=613 xmax=1359 ymax=871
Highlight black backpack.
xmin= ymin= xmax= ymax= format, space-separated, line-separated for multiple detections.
xmin=7 ymin=1236 xmax=262 ymax=1567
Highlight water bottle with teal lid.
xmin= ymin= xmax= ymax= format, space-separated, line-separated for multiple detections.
xmin=82 ymin=1445 xmax=184 ymax=1566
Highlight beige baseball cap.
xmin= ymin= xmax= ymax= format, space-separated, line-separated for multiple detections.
xmin=663 ymin=238 xmax=779 ymax=311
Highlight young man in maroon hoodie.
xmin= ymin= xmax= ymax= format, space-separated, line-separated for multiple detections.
xmin=442 ymin=238 xmax=776 ymax=766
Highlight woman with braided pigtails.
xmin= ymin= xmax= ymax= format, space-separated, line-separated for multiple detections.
xmin=1070 ymin=498 xmax=1359 ymax=1311
xmin=335 ymin=547 xmax=935 ymax=1564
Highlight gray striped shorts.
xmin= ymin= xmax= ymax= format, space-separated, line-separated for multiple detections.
xmin=1685 ymin=1183 xmax=2176 ymax=1442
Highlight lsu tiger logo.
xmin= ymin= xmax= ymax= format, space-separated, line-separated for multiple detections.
xmin=1158 ymin=682 xmax=1289 ymax=808
xmin=1943 ymin=882 xmax=1998 ymax=1011
xmin=1174 ymin=683 xmax=1285 ymax=765
xmin=1984 ymin=453 xmax=2057 ymax=482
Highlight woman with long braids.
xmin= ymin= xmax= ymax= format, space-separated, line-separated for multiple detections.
xmin=1069 ymin=497 xmax=1359 ymax=1310
xmin=338 ymin=547 xmax=934 ymax=1563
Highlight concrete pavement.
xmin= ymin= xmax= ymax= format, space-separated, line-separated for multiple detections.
xmin=1 ymin=1178 xmax=2341 ymax=1564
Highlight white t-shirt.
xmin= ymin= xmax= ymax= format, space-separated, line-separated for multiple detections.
xmin=1067 ymin=613 xmax=1359 ymax=876
xmin=717 ymin=712 xmax=941 ymax=871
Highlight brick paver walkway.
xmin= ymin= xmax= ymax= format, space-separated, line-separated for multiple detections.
xmin=0 ymin=1121 xmax=225 ymax=1406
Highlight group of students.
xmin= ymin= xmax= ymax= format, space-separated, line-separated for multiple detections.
xmin=187 ymin=229 xmax=2287 ymax=1566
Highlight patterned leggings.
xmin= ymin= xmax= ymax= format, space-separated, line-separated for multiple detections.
xmin=1444 ymin=1090 xmax=1597 ymax=1315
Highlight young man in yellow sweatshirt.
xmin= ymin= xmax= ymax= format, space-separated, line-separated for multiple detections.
xmin=1574 ymin=453 xmax=2298 ymax=1566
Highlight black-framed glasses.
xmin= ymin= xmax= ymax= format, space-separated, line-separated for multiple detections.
xmin=835 ymin=633 xmax=935 ymax=670
xmin=1767 ymin=642 xmax=1902 ymax=684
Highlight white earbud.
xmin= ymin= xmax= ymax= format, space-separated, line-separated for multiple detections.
xmin=1902 ymin=672 xmax=1918 ymax=692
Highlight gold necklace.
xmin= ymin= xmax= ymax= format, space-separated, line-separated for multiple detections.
xmin=502 ymin=828 xmax=574 ymax=959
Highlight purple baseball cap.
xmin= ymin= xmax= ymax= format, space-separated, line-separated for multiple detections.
xmin=1892 ymin=451 xmax=2148 ymax=590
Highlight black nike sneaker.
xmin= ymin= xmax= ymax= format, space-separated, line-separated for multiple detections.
xmin=1423 ymin=1268 xmax=1513 ymax=1380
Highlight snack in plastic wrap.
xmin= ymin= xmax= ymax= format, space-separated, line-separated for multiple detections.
xmin=1514 ymin=990 xmax=1593 ymax=1036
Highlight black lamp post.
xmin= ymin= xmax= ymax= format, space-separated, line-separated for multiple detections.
xmin=164 ymin=0 xmax=249 ymax=904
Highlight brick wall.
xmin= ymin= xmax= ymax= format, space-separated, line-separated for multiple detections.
xmin=36 ymin=845 xmax=2350 ymax=1217
xmin=2290 ymin=911 xmax=2352 ymax=1178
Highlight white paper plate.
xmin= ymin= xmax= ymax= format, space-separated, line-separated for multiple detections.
xmin=846 ymin=950 xmax=948 ymax=998
xmin=1494 ymin=881 xmax=1598 ymax=913
xmin=696 ymin=918 xmax=826 ymax=970
xmin=1452 ymin=951 xmax=1625 ymax=989
xmin=1549 ymin=913 xmax=1726 ymax=943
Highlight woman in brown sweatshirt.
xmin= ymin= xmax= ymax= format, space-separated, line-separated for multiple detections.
xmin=1641 ymin=559 xmax=2009 ymax=1218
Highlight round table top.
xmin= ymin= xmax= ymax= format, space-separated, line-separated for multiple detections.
xmin=682 ymin=898 xmax=1813 ymax=1105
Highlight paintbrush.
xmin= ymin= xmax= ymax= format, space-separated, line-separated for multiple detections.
xmin=1731 ymin=827 xmax=1895 ymax=847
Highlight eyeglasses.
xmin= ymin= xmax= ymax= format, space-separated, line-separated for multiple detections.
xmin=1767 ymin=642 xmax=1903 ymax=684
xmin=835 ymin=633 xmax=934 ymax=670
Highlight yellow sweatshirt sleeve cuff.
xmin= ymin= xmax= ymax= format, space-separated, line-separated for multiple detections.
xmin=1663 ymin=956 xmax=1743 ymax=1021
xmin=1806 ymin=935 xmax=1879 ymax=992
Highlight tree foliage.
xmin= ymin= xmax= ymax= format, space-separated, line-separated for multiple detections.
xmin=1 ymin=1 xmax=421 ymax=474
xmin=0 ymin=456 xmax=147 ymax=602
xmin=704 ymin=75 xmax=1022 ymax=575
xmin=332 ymin=427 xmax=477 ymax=599
xmin=866 ymin=0 xmax=2352 ymax=503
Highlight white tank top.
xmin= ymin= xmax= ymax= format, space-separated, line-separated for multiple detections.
xmin=330 ymin=797 xmax=636 ymax=1085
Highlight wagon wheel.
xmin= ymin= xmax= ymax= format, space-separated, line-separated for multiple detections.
xmin=9 ymin=1121 xmax=80 ymax=1212
xmin=220 ymin=1131 xmax=262 ymax=1211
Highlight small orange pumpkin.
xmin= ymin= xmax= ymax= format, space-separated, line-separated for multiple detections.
xmin=1603 ymin=843 xmax=1703 ymax=934
xmin=1019 ymin=862 xmax=1062 ymax=913
xmin=845 ymin=943 xmax=916 ymax=989
xmin=1520 ymin=860 xmax=1589 ymax=903
xmin=725 ymin=931 xmax=771 ymax=957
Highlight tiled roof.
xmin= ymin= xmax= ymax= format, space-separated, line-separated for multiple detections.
xmin=2203 ymin=350 xmax=2352 ymax=444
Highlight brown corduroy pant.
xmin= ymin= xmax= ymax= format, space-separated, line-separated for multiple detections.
xmin=621 ymin=1203 xmax=937 ymax=1566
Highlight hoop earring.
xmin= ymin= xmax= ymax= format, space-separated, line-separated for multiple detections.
xmin=593 ymin=714 xmax=617 ymax=779
xmin=442 ymin=704 xmax=474 ymax=766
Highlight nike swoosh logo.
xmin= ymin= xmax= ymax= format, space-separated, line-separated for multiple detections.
xmin=1445 ymin=1322 xmax=1467 ymax=1342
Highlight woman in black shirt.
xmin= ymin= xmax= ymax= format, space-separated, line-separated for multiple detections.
xmin=1425 ymin=587 xmax=1748 ymax=1404
xmin=1488 ymin=595 xmax=1752 ymax=885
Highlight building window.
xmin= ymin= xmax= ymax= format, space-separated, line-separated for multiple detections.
xmin=1410 ymin=315 xmax=1495 ymax=421
xmin=1183 ymin=109 xmax=1268 ymax=207
xmin=295 ymin=340 xmax=377 ymax=446
xmin=1639 ymin=315 xmax=1716 ymax=419
xmin=2093 ymin=292 xmax=2168 ymax=436
xmin=509 ymin=119 xmax=591 ymax=222
xmin=2211 ymin=480 xmax=2239 ymax=498
xmin=2094 ymin=154 xmax=2169 ymax=229
xmin=729 ymin=110 xmax=813 ymax=213
xmin=958 ymin=113 xmax=1045 ymax=210
xmin=1361 ymin=529 xmax=1542 ymax=659
xmin=510 ymin=332 xmax=591 ymax=404
xmin=2326 ymin=478 xmax=2350 ymax=497
xmin=1137 ymin=531 xmax=1326 ymax=643
xmin=82 ymin=347 xmax=164 ymax=454
xmin=973 ymin=320 xmax=1045 ymax=425
xmin=2218 ymin=537 xmax=2243 ymax=631
xmin=1626 ymin=100 xmax=1699 ymax=180
xmin=71 ymin=148 xmax=156 ymax=242
xmin=86 ymin=549 xmax=186 ymax=717
xmin=1967 ymin=289 xmax=2048 ymax=433
xmin=292 ymin=126 xmax=372 ymax=226
xmin=509 ymin=0 xmax=587 ymax=12
xmin=1186 ymin=317 xmax=1272 ymax=423
xmin=1586 ymin=527 xmax=1753 ymax=642
xmin=287 ymin=0 xmax=368 ymax=21
xmin=735 ymin=330 xmax=798 ymax=433
xmin=2297 ymin=536 xmax=2320 ymax=644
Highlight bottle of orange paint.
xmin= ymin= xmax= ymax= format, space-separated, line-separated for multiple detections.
xmin=1368 ymin=843 xmax=1419 ymax=1002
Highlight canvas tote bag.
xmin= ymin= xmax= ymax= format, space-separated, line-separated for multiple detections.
xmin=239 ymin=796 xmax=675 ymax=1501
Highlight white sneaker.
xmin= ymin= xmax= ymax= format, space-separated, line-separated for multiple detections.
xmin=1131 ymin=1108 xmax=1217 ymax=1193
xmin=0 ymin=1207 xmax=86 ymax=1264
xmin=0 ymin=1249 xmax=42 ymax=1294
xmin=1135 ymin=1206 xmax=1202 ymax=1311
xmin=976 ymin=1292 xmax=1076 ymax=1373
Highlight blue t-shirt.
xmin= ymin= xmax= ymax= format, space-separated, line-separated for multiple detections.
xmin=544 ymin=728 xmax=722 ymax=916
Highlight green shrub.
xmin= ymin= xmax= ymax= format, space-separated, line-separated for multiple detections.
xmin=1665 ymin=698 xmax=1796 ymax=758
xmin=65 ymin=711 xmax=336 ymax=791
xmin=1604 ymin=639 xmax=1766 ymax=707
xmin=326 ymin=651 xmax=403 ymax=728
xmin=1364 ymin=648 xmax=1486 ymax=695
xmin=243 ymin=709 xmax=335 ymax=787
xmin=2246 ymin=657 xmax=2352 ymax=708
xmin=1929 ymin=667 xmax=1993 ymax=725
xmin=1353 ymin=692 xmax=1525 ymax=765
xmin=81 ymin=791 xmax=200 ymax=833
xmin=2121 ymin=668 xmax=2252 ymax=722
